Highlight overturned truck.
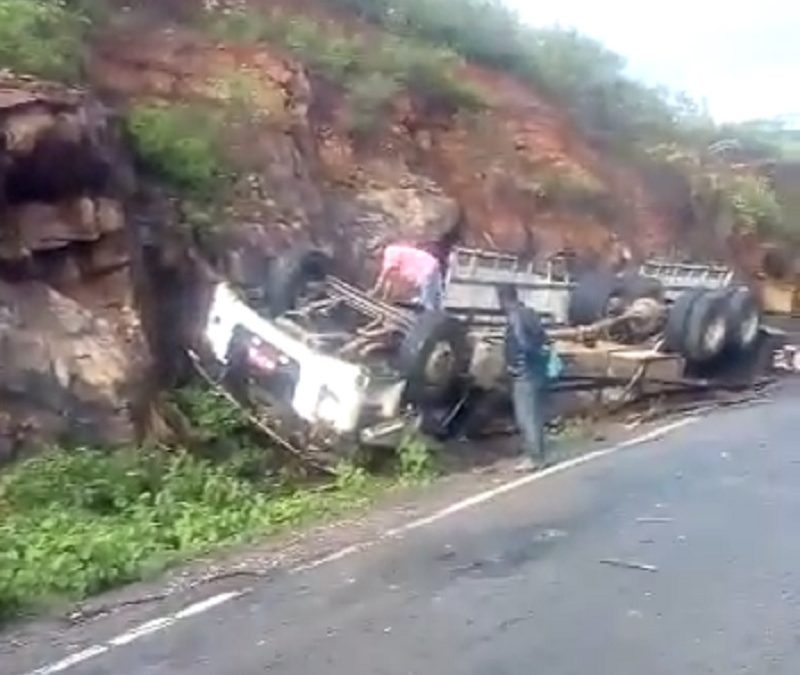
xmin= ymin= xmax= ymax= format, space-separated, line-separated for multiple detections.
xmin=192 ymin=247 xmax=765 ymax=468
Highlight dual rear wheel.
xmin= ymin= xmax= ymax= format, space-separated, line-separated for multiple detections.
xmin=568 ymin=271 xmax=761 ymax=365
xmin=664 ymin=287 xmax=761 ymax=364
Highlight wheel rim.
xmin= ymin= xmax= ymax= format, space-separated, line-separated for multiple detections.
xmin=703 ymin=315 xmax=727 ymax=356
xmin=424 ymin=341 xmax=456 ymax=387
xmin=740 ymin=310 xmax=759 ymax=347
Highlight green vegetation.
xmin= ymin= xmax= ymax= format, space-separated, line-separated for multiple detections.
xmin=319 ymin=0 xmax=706 ymax=146
xmin=0 ymin=447 xmax=384 ymax=621
xmin=315 ymin=0 xmax=797 ymax=233
xmin=537 ymin=165 xmax=610 ymax=212
xmin=397 ymin=434 xmax=439 ymax=483
xmin=0 ymin=385 xmax=437 ymax=622
xmin=0 ymin=0 xmax=87 ymax=81
xmin=727 ymin=174 xmax=785 ymax=236
xmin=125 ymin=103 xmax=229 ymax=196
xmin=648 ymin=142 xmax=787 ymax=237
xmin=205 ymin=7 xmax=484 ymax=132
xmin=199 ymin=0 xmax=792 ymax=232
xmin=346 ymin=72 xmax=402 ymax=133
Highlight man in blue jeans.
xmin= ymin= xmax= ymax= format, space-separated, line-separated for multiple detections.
xmin=497 ymin=284 xmax=549 ymax=472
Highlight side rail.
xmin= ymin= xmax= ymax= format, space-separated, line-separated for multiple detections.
xmin=444 ymin=247 xmax=574 ymax=325
xmin=640 ymin=259 xmax=734 ymax=298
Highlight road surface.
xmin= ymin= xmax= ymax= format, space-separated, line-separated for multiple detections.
xmin=13 ymin=383 xmax=800 ymax=674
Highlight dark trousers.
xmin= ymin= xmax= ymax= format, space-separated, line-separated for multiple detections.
xmin=511 ymin=372 xmax=546 ymax=460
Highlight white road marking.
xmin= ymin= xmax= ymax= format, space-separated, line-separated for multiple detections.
xmin=107 ymin=617 xmax=176 ymax=646
xmin=30 ymin=645 xmax=109 ymax=674
xmin=174 ymin=590 xmax=244 ymax=619
xmin=24 ymin=416 xmax=697 ymax=675
xmin=384 ymin=417 xmax=698 ymax=538
xmin=23 ymin=592 xmax=246 ymax=675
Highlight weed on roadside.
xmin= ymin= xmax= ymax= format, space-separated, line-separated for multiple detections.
xmin=397 ymin=434 xmax=439 ymax=483
xmin=0 ymin=444 xmax=395 ymax=623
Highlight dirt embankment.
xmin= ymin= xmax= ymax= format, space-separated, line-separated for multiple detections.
xmin=85 ymin=6 xmax=695 ymax=272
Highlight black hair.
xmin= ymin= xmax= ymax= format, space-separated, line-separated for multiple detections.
xmin=496 ymin=284 xmax=518 ymax=305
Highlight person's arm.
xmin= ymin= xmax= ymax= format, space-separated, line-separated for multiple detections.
xmin=371 ymin=267 xmax=388 ymax=296
xmin=378 ymin=272 xmax=395 ymax=300
xmin=370 ymin=251 xmax=397 ymax=297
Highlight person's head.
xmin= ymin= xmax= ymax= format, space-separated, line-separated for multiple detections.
xmin=496 ymin=284 xmax=519 ymax=312
xmin=423 ymin=224 xmax=462 ymax=262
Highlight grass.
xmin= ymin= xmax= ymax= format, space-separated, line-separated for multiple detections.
xmin=0 ymin=0 xmax=87 ymax=81
xmin=0 ymin=386 xmax=438 ymax=623
xmin=726 ymin=173 xmax=785 ymax=236
xmin=204 ymin=7 xmax=484 ymax=133
xmin=125 ymin=103 xmax=230 ymax=196
xmin=0 ymin=448 xmax=385 ymax=621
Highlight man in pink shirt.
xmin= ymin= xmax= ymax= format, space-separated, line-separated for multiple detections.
xmin=372 ymin=243 xmax=444 ymax=311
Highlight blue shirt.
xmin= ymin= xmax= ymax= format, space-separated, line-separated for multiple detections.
xmin=504 ymin=302 xmax=548 ymax=379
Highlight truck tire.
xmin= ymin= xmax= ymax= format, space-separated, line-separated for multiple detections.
xmin=717 ymin=287 xmax=761 ymax=353
xmin=399 ymin=312 xmax=468 ymax=405
xmin=620 ymin=272 xmax=664 ymax=303
xmin=683 ymin=291 xmax=730 ymax=363
xmin=664 ymin=289 xmax=704 ymax=353
xmin=568 ymin=271 xmax=624 ymax=326
xmin=266 ymin=248 xmax=330 ymax=317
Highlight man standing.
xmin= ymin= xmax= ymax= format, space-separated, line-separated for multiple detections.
xmin=372 ymin=242 xmax=444 ymax=311
xmin=497 ymin=284 xmax=550 ymax=472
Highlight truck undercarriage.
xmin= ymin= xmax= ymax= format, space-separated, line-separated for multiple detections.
xmin=192 ymin=246 xmax=773 ymax=471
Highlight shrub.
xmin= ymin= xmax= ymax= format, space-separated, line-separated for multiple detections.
xmin=397 ymin=434 xmax=438 ymax=482
xmin=372 ymin=36 xmax=483 ymax=111
xmin=0 ymin=0 xmax=87 ymax=81
xmin=346 ymin=72 xmax=402 ymax=133
xmin=727 ymin=174 xmax=784 ymax=235
xmin=203 ymin=6 xmax=484 ymax=129
xmin=0 ymin=444 xmax=388 ymax=621
xmin=125 ymin=103 xmax=227 ymax=195
xmin=320 ymin=0 xmax=707 ymax=147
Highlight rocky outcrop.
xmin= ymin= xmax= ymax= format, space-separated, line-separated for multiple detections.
xmin=0 ymin=75 xmax=150 ymax=461
xmin=0 ymin=281 xmax=143 ymax=462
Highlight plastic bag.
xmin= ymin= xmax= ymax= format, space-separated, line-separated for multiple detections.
xmin=545 ymin=347 xmax=564 ymax=381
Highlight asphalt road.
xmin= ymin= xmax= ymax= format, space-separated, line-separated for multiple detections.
xmin=17 ymin=383 xmax=800 ymax=674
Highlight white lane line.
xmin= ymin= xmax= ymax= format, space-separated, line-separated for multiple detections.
xmin=107 ymin=617 xmax=176 ymax=646
xmin=384 ymin=416 xmax=698 ymax=538
xmin=174 ymin=590 xmax=243 ymax=619
xmin=297 ymin=416 xmax=698 ymax=571
xmin=24 ymin=415 xmax=697 ymax=675
xmin=617 ymin=418 xmax=695 ymax=448
xmin=30 ymin=645 xmax=109 ymax=674
xmin=23 ymin=592 xmax=246 ymax=675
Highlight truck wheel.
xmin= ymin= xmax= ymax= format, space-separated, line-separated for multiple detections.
xmin=620 ymin=272 xmax=664 ymax=303
xmin=399 ymin=312 xmax=468 ymax=405
xmin=568 ymin=271 xmax=624 ymax=326
xmin=266 ymin=248 xmax=330 ymax=317
xmin=664 ymin=289 xmax=704 ymax=353
xmin=717 ymin=287 xmax=761 ymax=353
xmin=683 ymin=291 xmax=730 ymax=363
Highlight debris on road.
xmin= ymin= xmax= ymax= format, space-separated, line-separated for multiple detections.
xmin=599 ymin=558 xmax=660 ymax=573
xmin=635 ymin=517 xmax=674 ymax=524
